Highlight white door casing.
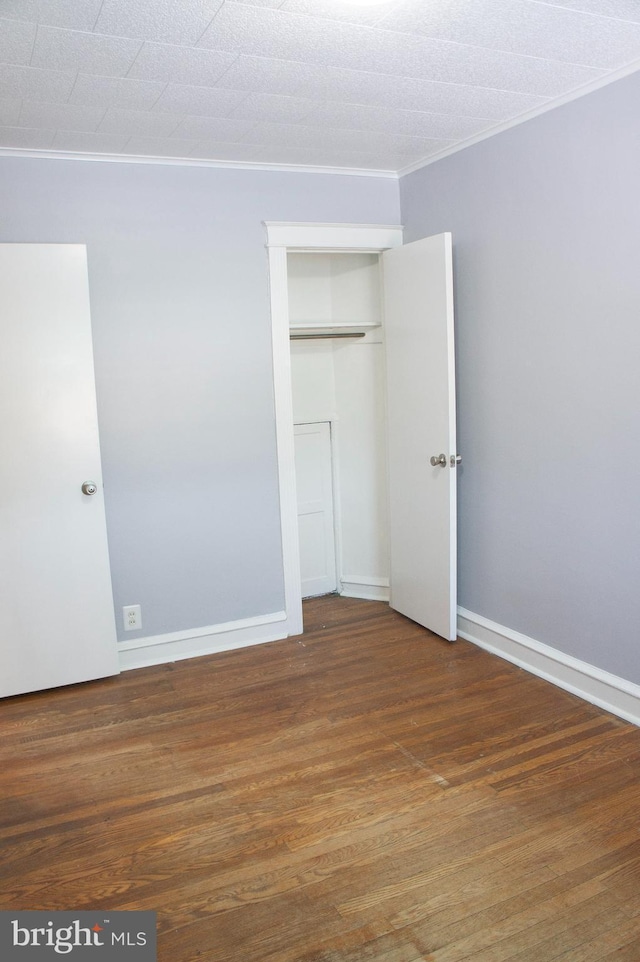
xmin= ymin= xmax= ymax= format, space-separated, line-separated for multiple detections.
xmin=266 ymin=224 xmax=403 ymax=637
xmin=0 ymin=244 xmax=119 ymax=698
xmin=383 ymin=233 xmax=458 ymax=640
xmin=294 ymin=422 xmax=337 ymax=598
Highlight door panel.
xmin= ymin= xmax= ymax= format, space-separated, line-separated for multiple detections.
xmin=0 ymin=244 xmax=119 ymax=697
xmin=294 ymin=422 xmax=337 ymax=598
xmin=383 ymin=233 xmax=457 ymax=640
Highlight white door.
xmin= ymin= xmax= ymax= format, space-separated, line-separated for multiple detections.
xmin=0 ymin=244 xmax=119 ymax=698
xmin=383 ymin=233 xmax=458 ymax=640
xmin=294 ymin=422 xmax=337 ymax=598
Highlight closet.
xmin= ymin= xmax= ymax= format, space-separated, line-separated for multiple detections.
xmin=288 ymin=251 xmax=389 ymax=602
xmin=267 ymin=223 xmax=458 ymax=642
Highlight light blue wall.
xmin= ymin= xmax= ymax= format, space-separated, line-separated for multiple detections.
xmin=0 ymin=157 xmax=399 ymax=639
xmin=400 ymin=71 xmax=640 ymax=684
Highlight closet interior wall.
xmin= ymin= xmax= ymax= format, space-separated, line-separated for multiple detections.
xmin=288 ymin=251 xmax=389 ymax=600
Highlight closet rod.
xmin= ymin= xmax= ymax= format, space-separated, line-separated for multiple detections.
xmin=289 ymin=332 xmax=366 ymax=340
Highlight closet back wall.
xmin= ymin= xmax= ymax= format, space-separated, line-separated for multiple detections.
xmin=0 ymin=157 xmax=399 ymax=640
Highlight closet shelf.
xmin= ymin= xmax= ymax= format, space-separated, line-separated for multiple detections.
xmin=289 ymin=319 xmax=381 ymax=337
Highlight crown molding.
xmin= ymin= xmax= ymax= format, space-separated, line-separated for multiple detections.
xmin=0 ymin=146 xmax=398 ymax=178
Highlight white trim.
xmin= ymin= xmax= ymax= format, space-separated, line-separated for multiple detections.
xmin=264 ymin=223 xmax=403 ymax=251
xmin=340 ymin=576 xmax=390 ymax=602
xmin=399 ymin=58 xmax=640 ymax=177
xmin=457 ymin=607 xmax=640 ymax=728
xmin=0 ymin=147 xmax=396 ymax=178
xmin=118 ymin=610 xmax=288 ymax=671
xmin=268 ymin=244 xmax=305 ymax=637
xmin=266 ymin=223 xmax=403 ymax=638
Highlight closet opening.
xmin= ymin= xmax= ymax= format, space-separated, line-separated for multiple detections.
xmin=287 ymin=251 xmax=390 ymax=612
xmin=267 ymin=222 xmax=457 ymax=643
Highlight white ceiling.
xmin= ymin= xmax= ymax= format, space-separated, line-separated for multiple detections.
xmin=1 ymin=0 xmax=640 ymax=174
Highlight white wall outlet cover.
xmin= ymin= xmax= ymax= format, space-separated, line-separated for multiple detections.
xmin=123 ymin=604 xmax=142 ymax=631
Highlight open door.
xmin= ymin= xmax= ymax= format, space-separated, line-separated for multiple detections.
xmin=0 ymin=244 xmax=119 ymax=698
xmin=383 ymin=232 xmax=458 ymax=641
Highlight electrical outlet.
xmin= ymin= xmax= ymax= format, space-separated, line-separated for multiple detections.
xmin=123 ymin=604 xmax=142 ymax=632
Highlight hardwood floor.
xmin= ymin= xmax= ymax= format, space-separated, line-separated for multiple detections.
xmin=1 ymin=596 xmax=640 ymax=961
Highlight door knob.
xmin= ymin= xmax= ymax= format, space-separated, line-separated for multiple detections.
xmin=450 ymin=454 xmax=462 ymax=467
xmin=430 ymin=454 xmax=447 ymax=467
xmin=81 ymin=481 xmax=98 ymax=496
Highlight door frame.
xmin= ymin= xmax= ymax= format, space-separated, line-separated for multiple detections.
xmin=265 ymin=222 xmax=404 ymax=636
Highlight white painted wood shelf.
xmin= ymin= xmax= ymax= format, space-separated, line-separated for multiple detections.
xmin=289 ymin=320 xmax=381 ymax=337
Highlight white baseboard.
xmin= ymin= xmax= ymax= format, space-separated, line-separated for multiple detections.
xmin=340 ymin=576 xmax=390 ymax=602
xmin=457 ymin=607 xmax=640 ymax=728
xmin=302 ymin=578 xmax=336 ymax=598
xmin=118 ymin=610 xmax=289 ymax=671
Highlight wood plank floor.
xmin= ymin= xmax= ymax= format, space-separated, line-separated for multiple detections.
xmin=1 ymin=596 xmax=640 ymax=961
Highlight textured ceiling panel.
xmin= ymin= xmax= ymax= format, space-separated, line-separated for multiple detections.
xmin=229 ymin=91 xmax=316 ymax=123
xmin=18 ymin=100 xmax=106 ymax=131
xmin=127 ymin=41 xmax=237 ymax=85
xmin=94 ymin=0 xmax=225 ymax=46
xmin=536 ymin=0 xmax=640 ymax=21
xmin=151 ymin=81 xmax=248 ymax=116
xmin=174 ymin=112 xmax=257 ymax=138
xmin=302 ymin=101 xmax=491 ymax=140
xmin=31 ymin=26 xmax=142 ymax=76
xmin=0 ymin=0 xmax=639 ymax=173
xmin=68 ymin=73 xmax=167 ymax=110
xmin=225 ymin=0 xmax=285 ymax=7
xmin=0 ymin=63 xmax=77 ymax=102
xmin=197 ymin=5 xmax=422 ymax=69
xmin=213 ymin=55 xmax=328 ymax=96
xmin=51 ymin=129 xmax=129 ymax=151
xmin=0 ymin=0 xmax=105 ymax=32
xmin=187 ymin=139 xmax=261 ymax=160
xmin=123 ymin=133 xmax=200 ymax=154
xmin=378 ymin=0 xmax=640 ymax=67
xmin=240 ymin=119 xmax=448 ymax=152
xmin=0 ymin=18 xmax=37 ymax=65
xmin=0 ymin=97 xmax=21 ymax=124
xmin=97 ymin=105 xmax=183 ymax=135
xmin=280 ymin=0 xmax=391 ymax=28
xmin=0 ymin=125 xmax=55 ymax=148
